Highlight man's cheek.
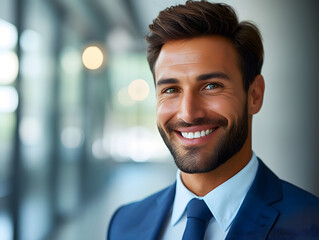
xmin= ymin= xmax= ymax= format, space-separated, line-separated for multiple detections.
xmin=206 ymin=97 xmax=242 ymax=119
xmin=156 ymin=101 xmax=180 ymax=123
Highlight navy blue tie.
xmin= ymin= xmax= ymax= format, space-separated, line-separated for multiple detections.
xmin=182 ymin=198 xmax=212 ymax=240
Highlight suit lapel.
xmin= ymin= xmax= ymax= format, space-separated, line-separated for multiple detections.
xmin=139 ymin=183 xmax=176 ymax=240
xmin=226 ymin=160 xmax=282 ymax=240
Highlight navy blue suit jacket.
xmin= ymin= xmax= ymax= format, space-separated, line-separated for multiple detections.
xmin=108 ymin=160 xmax=319 ymax=239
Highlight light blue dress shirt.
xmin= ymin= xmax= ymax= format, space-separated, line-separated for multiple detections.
xmin=160 ymin=152 xmax=259 ymax=240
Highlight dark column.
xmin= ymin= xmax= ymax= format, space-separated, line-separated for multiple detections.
xmin=11 ymin=0 xmax=24 ymax=239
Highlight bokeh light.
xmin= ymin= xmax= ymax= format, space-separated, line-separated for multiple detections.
xmin=19 ymin=117 xmax=42 ymax=146
xmin=0 ymin=51 xmax=19 ymax=84
xmin=92 ymin=139 xmax=109 ymax=159
xmin=82 ymin=46 xmax=104 ymax=70
xmin=110 ymin=126 xmax=170 ymax=162
xmin=61 ymin=126 xmax=84 ymax=149
xmin=0 ymin=86 xmax=19 ymax=113
xmin=0 ymin=19 xmax=17 ymax=50
xmin=128 ymin=79 xmax=150 ymax=101
xmin=20 ymin=29 xmax=41 ymax=52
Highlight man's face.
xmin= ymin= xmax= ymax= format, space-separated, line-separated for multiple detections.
xmin=155 ymin=36 xmax=250 ymax=174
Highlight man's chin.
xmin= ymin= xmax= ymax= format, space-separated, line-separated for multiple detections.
xmin=177 ymin=164 xmax=221 ymax=174
xmin=173 ymin=152 xmax=226 ymax=174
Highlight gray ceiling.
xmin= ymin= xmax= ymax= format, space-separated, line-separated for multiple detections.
xmin=52 ymin=0 xmax=187 ymax=51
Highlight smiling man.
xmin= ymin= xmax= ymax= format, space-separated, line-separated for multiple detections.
xmin=155 ymin=36 xmax=258 ymax=196
xmin=107 ymin=1 xmax=319 ymax=239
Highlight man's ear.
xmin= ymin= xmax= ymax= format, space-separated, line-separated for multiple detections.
xmin=248 ymin=74 xmax=265 ymax=115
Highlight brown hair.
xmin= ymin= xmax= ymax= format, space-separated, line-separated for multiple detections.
xmin=146 ymin=0 xmax=263 ymax=91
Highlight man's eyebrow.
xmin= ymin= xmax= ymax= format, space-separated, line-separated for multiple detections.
xmin=156 ymin=72 xmax=229 ymax=86
xmin=156 ymin=78 xmax=179 ymax=86
xmin=197 ymin=72 xmax=230 ymax=81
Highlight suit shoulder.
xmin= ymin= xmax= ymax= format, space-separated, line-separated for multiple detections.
xmin=257 ymin=159 xmax=319 ymax=208
xmin=280 ymin=180 xmax=319 ymax=206
xmin=116 ymin=183 xmax=175 ymax=215
xmin=107 ymin=183 xmax=175 ymax=239
xmin=273 ymin=179 xmax=319 ymax=226
xmin=266 ymin=180 xmax=319 ymax=239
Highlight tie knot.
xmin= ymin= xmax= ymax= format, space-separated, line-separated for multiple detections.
xmin=186 ymin=198 xmax=212 ymax=223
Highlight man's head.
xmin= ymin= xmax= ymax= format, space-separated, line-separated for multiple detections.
xmin=146 ymin=1 xmax=265 ymax=174
xmin=146 ymin=0 xmax=263 ymax=92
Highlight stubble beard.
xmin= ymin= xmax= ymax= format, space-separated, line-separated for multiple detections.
xmin=158 ymin=103 xmax=249 ymax=174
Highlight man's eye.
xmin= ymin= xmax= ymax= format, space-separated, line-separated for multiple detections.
xmin=164 ymin=88 xmax=178 ymax=93
xmin=205 ymin=83 xmax=219 ymax=90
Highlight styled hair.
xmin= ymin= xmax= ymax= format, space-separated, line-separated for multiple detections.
xmin=146 ymin=0 xmax=264 ymax=91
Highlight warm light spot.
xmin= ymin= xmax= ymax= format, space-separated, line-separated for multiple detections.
xmin=128 ymin=79 xmax=150 ymax=101
xmin=82 ymin=46 xmax=104 ymax=70
xmin=0 ymin=86 xmax=19 ymax=113
xmin=0 ymin=51 xmax=19 ymax=84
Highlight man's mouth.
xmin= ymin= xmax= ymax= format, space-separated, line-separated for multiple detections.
xmin=180 ymin=127 xmax=218 ymax=139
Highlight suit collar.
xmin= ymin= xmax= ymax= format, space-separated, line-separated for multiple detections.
xmin=226 ymin=159 xmax=282 ymax=240
xmin=171 ymin=153 xmax=259 ymax=231
xmin=127 ymin=159 xmax=283 ymax=240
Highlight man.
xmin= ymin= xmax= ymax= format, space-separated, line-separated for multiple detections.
xmin=108 ymin=1 xmax=319 ymax=239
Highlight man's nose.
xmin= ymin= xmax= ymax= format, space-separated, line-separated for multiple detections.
xmin=176 ymin=92 xmax=206 ymax=123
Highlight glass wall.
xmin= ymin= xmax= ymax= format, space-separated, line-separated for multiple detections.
xmin=0 ymin=0 xmax=18 ymax=239
xmin=0 ymin=0 xmax=174 ymax=239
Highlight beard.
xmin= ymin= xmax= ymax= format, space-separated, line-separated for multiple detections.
xmin=157 ymin=102 xmax=248 ymax=174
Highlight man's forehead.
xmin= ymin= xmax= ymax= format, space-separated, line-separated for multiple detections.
xmin=157 ymin=50 xmax=206 ymax=66
xmin=154 ymin=36 xmax=237 ymax=80
xmin=157 ymin=38 xmax=212 ymax=62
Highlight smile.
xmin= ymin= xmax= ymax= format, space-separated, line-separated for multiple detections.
xmin=180 ymin=128 xmax=217 ymax=139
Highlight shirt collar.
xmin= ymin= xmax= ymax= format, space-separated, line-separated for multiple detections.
xmin=170 ymin=152 xmax=259 ymax=232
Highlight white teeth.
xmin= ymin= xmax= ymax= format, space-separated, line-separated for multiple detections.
xmin=200 ymin=130 xmax=205 ymax=137
xmin=194 ymin=132 xmax=201 ymax=138
xmin=181 ymin=128 xmax=216 ymax=139
xmin=181 ymin=132 xmax=188 ymax=138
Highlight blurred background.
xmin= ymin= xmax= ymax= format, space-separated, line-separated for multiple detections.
xmin=0 ymin=0 xmax=318 ymax=239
